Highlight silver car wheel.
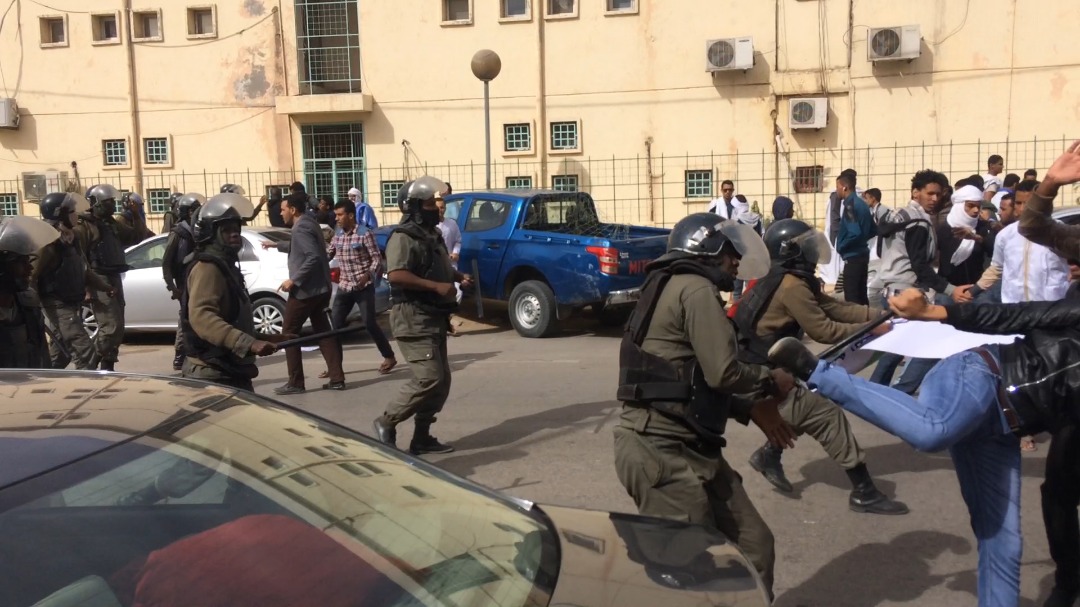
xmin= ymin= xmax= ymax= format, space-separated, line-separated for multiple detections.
xmin=253 ymin=301 xmax=285 ymax=334
xmin=81 ymin=305 xmax=99 ymax=339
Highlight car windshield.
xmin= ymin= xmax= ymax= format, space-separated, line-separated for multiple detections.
xmin=0 ymin=393 xmax=558 ymax=607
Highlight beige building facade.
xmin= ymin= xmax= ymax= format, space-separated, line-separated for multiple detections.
xmin=0 ymin=0 xmax=1077 ymax=229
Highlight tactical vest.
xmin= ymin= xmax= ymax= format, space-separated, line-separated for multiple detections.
xmin=90 ymin=220 xmax=129 ymax=275
xmin=616 ymin=262 xmax=733 ymax=447
xmin=181 ymin=253 xmax=257 ymax=378
xmin=729 ymin=268 xmax=810 ymax=365
xmin=0 ymin=290 xmax=47 ymax=369
xmin=388 ymin=223 xmax=457 ymax=314
xmin=39 ymin=240 xmax=88 ymax=305
xmin=170 ymin=222 xmax=196 ymax=285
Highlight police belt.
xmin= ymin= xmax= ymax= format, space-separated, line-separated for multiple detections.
xmin=617 ymin=382 xmax=691 ymax=402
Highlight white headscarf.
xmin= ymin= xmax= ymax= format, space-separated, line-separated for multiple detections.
xmin=947 ymin=185 xmax=982 ymax=265
xmin=347 ymin=187 xmax=362 ymax=200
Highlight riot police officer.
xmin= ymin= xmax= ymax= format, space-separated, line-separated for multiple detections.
xmin=730 ymin=219 xmax=907 ymax=515
xmin=162 ymin=193 xmax=205 ymax=370
xmin=162 ymin=192 xmax=183 ymax=233
xmin=372 ymin=176 xmax=473 ymax=455
xmin=181 ymin=192 xmax=279 ymax=390
xmin=32 ymin=193 xmax=114 ymax=369
xmin=0 ymin=216 xmax=60 ymax=368
xmin=73 ymin=183 xmax=147 ymax=371
xmin=614 ymin=212 xmax=797 ymax=600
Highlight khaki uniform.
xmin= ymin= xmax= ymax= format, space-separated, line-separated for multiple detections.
xmin=73 ymin=215 xmax=144 ymax=366
xmin=183 ymin=259 xmax=257 ymax=391
xmin=382 ymin=229 xmax=458 ymax=427
xmin=31 ymin=237 xmax=111 ymax=370
xmin=753 ymin=274 xmax=875 ymax=469
xmin=614 ymin=273 xmax=777 ymax=594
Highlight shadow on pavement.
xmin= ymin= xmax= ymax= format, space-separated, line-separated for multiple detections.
xmin=430 ymin=400 xmax=619 ymax=477
xmin=776 ymin=530 xmax=974 ymax=606
xmin=249 ymin=351 xmax=501 ymax=390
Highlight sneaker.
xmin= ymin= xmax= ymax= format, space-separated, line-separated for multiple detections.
xmin=322 ymin=381 xmax=346 ymax=391
xmin=409 ymin=436 xmax=455 ymax=455
xmin=273 ymin=384 xmax=306 ymax=396
xmin=767 ymin=337 xmax=820 ymax=382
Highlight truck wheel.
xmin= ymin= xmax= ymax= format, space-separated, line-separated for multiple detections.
xmin=593 ymin=304 xmax=632 ymax=328
xmin=509 ymin=280 xmax=557 ymax=338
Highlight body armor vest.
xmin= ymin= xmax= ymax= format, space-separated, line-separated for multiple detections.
xmin=729 ymin=267 xmax=817 ymax=365
xmin=181 ymin=253 xmax=257 ymax=378
xmin=90 ymin=220 xmax=129 ymax=275
xmin=171 ymin=222 xmax=196 ymax=285
xmin=0 ymin=290 xmax=47 ymax=369
xmin=388 ymin=223 xmax=457 ymax=314
xmin=39 ymin=240 xmax=88 ymax=305
xmin=616 ymin=261 xmax=734 ymax=446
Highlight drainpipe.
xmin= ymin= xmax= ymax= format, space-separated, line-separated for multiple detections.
xmin=122 ymin=0 xmax=143 ymax=194
xmin=536 ymin=13 xmax=548 ymax=187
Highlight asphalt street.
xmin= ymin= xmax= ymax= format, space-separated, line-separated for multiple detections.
xmin=118 ymin=310 xmax=1056 ymax=607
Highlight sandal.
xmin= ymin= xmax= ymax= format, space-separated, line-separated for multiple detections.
xmin=318 ymin=370 xmax=330 ymax=379
xmin=1020 ymin=437 xmax=1037 ymax=452
xmin=379 ymin=359 xmax=397 ymax=375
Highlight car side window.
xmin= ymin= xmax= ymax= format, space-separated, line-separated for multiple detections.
xmin=126 ymin=240 xmax=167 ymax=270
xmin=444 ymin=200 xmax=462 ymax=221
xmin=240 ymin=239 xmax=259 ymax=262
xmin=463 ymin=200 xmax=511 ymax=233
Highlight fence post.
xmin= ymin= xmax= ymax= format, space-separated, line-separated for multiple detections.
xmin=612 ymin=155 xmax=617 ymax=223
xmin=977 ymin=139 xmax=981 ymax=173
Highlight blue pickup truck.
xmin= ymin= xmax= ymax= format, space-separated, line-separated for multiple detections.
xmin=376 ymin=189 xmax=670 ymax=337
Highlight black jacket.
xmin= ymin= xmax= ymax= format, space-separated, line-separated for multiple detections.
xmin=945 ymin=300 xmax=1080 ymax=435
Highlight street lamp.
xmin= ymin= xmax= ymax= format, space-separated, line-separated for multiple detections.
xmin=471 ymin=49 xmax=502 ymax=190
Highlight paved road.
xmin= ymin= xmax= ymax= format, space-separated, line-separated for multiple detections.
xmin=118 ymin=311 xmax=1055 ymax=606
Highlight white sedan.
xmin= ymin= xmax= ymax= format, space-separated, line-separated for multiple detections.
xmin=83 ymin=226 xmax=390 ymax=335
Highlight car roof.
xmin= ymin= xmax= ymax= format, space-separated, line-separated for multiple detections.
xmin=0 ymin=371 xmax=240 ymax=487
xmin=449 ymin=189 xmax=583 ymax=199
xmin=1053 ymin=206 xmax=1080 ymax=218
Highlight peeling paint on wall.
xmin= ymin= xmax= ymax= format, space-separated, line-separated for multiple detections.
xmin=243 ymin=0 xmax=266 ymax=17
xmin=237 ymin=65 xmax=272 ymax=100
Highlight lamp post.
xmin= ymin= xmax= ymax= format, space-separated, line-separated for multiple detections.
xmin=471 ymin=50 xmax=502 ymax=190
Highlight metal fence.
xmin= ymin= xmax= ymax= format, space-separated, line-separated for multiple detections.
xmin=3 ymin=137 xmax=1077 ymax=233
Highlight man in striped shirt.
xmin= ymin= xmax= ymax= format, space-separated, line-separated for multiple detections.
xmin=327 ymin=199 xmax=397 ymax=376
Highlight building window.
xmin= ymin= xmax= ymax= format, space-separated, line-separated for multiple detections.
xmin=381 ymin=181 xmax=405 ymax=208
xmin=39 ymin=16 xmax=67 ymax=47
xmin=0 ymin=194 xmax=18 ymax=217
xmin=144 ymin=138 xmax=170 ymax=165
xmin=685 ymin=170 xmax=713 ymax=198
xmin=546 ymin=0 xmax=576 ymax=17
xmin=794 ymin=165 xmax=825 ymax=193
xmin=503 ymin=123 xmax=532 ymax=152
xmin=605 ymin=0 xmax=636 ymax=13
xmin=501 ymin=0 xmax=530 ymax=20
xmin=147 ymin=189 xmax=172 ymax=214
xmin=187 ymin=6 xmax=217 ymax=38
xmin=296 ymin=0 xmax=362 ymax=95
xmin=506 ymin=176 xmax=533 ymax=189
xmin=132 ymin=10 xmax=162 ymax=41
xmin=442 ymin=0 xmax=472 ymax=24
xmin=550 ymin=121 xmax=579 ymax=151
xmin=103 ymin=140 xmax=128 ymax=167
xmin=301 ymin=123 xmax=365 ymax=200
xmin=91 ymin=13 xmax=120 ymax=43
xmin=552 ymin=174 xmax=579 ymax=192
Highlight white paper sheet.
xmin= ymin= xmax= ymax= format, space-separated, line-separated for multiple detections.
xmin=859 ymin=320 xmax=1021 ymax=359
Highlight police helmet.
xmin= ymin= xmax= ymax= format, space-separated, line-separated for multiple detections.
xmin=763 ymin=219 xmax=832 ymax=267
xmin=169 ymin=192 xmax=183 ymax=211
xmin=124 ymin=192 xmax=144 ymax=207
xmin=220 ymin=183 xmax=246 ymax=196
xmin=395 ymin=180 xmax=415 ymax=213
xmin=40 ymin=192 xmax=90 ymax=223
xmin=0 ymin=216 xmax=60 ymax=256
xmin=176 ymin=193 xmax=206 ymax=222
xmin=86 ymin=184 xmax=121 ymax=206
xmin=397 ymin=176 xmax=446 ymax=213
xmin=655 ymin=213 xmax=771 ymax=280
xmin=193 ymin=193 xmax=254 ymax=243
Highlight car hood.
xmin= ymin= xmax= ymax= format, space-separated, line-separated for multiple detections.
xmin=538 ymin=505 xmax=769 ymax=607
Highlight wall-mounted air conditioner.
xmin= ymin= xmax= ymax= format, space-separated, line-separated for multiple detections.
xmin=706 ymin=37 xmax=754 ymax=72
xmin=789 ymin=97 xmax=828 ymax=130
xmin=868 ymin=25 xmax=921 ymax=62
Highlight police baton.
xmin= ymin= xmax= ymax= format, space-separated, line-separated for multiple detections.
xmin=470 ymin=258 xmax=484 ymax=319
xmin=43 ymin=322 xmax=72 ymax=362
xmin=818 ymin=311 xmax=895 ymax=363
xmin=274 ymin=326 xmax=364 ymax=349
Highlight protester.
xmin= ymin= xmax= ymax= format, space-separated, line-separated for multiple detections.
xmin=771 ymin=196 xmax=795 ymax=223
xmin=835 ymin=172 xmax=875 ymax=305
xmin=706 ymin=180 xmax=737 ymax=218
xmin=348 ymin=188 xmax=379 ymax=230
xmin=937 ymin=185 xmax=993 ymax=288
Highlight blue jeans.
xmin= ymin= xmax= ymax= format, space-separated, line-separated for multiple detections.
xmin=869 ymin=292 xmax=944 ymax=394
xmin=810 ymin=350 xmax=1021 ymax=607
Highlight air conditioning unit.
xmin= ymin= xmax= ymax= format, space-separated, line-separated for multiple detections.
xmin=789 ymin=97 xmax=828 ymax=130
xmin=0 ymin=98 xmax=18 ymax=129
xmin=706 ymin=37 xmax=754 ymax=72
xmin=868 ymin=25 xmax=921 ymax=62
xmin=21 ymin=170 xmax=69 ymax=201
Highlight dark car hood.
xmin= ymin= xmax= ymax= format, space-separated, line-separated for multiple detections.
xmin=537 ymin=505 xmax=769 ymax=607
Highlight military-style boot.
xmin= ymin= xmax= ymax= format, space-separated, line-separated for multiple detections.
xmin=749 ymin=443 xmax=793 ymax=492
xmin=846 ymin=464 xmax=909 ymax=515
xmin=409 ymin=421 xmax=454 ymax=455
xmin=372 ymin=416 xmax=398 ymax=448
xmin=99 ymin=360 xmax=115 ymax=372
xmin=767 ymin=336 xmax=820 ymax=382
xmin=173 ymin=351 xmax=184 ymax=371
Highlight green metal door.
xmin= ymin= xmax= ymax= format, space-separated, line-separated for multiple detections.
xmin=301 ymin=123 xmax=366 ymax=201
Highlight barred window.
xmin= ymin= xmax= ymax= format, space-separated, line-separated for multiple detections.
xmin=506 ymin=176 xmax=533 ymax=189
xmin=103 ymin=140 xmax=128 ymax=166
xmin=503 ymin=123 xmax=532 ymax=152
xmin=685 ymin=170 xmax=713 ymax=198
xmin=550 ymin=121 xmax=579 ymax=151
xmin=552 ymin=174 xmax=578 ymax=192
xmin=381 ymin=180 xmax=405 ymax=208
xmin=0 ymin=193 xmax=18 ymax=216
xmin=144 ymin=138 xmax=170 ymax=165
xmin=147 ymin=189 xmax=172 ymax=214
xmin=794 ymin=165 xmax=825 ymax=194
xmin=296 ymin=0 xmax=362 ymax=95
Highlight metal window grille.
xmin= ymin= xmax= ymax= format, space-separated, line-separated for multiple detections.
xmin=504 ymin=123 xmax=531 ymax=152
xmin=103 ymin=140 xmax=128 ymax=166
xmin=0 ymin=194 xmax=17 ymax=216
xmin=506 ymin=176 xmax=533 ymax=189
xmin=444 ymin=0 xmax=470 ymax=21
xmin=548 ymin=0 xmax=575 ymax=15
xmin=552 ymin=174 xmax=578 ymax=192
xmin=550 ymin=122 xmax=578 ymax=150
xmin=794 ymin=165 xmax=825 ymax=193
xmin=147 ymin=188 xmax=172 ymax=214
xmin=685 ymin=170 xmax=713 ymax=198
xmin=607 ymin=0 xmax=634 ymax=10
xmin=302 ymin=123 xmax=366 ymax=201
xmin=502 ymin=0 xmax=528 ymax=17
xmin=381 ymin=180 xmax=404 ymax=208
xmin=296 ymin=0 xmax=362 ymax=95
xmin=144 ymin=138 xmax=170 ymax=165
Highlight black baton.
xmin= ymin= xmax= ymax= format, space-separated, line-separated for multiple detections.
xmin=275 ymin=325 xmax=363 ymax=349
xmin=471 ymin=258 xmax=484 ymax=319
xmin=819 ymin=312 xmax=896 ymax=362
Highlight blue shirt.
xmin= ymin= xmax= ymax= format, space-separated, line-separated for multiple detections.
xmin=835 ymin=192 xmax=876 ymax=260
xmin=356 ymin=202 xmax=378 ymax=230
